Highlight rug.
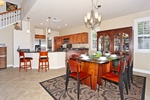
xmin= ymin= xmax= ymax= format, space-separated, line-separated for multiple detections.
xmin=40 ymin=75 xmax=146 ymax=100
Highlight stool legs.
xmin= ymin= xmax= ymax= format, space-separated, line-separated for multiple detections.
xmin=38 ymin=61 xmax=49 ymax=72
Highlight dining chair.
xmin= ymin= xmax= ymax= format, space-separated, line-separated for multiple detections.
xmin=65 ymin=59 xmax=92 ymax=100
xmin=38 ymin=51 xmax=49 ymax=72
xmin=127 ymin=57 xmax=133 ymax=89
xmin=19 ymin=51 xmax=33 ymax=72
xmin=99 ymin=58 xmax=128 ymax=100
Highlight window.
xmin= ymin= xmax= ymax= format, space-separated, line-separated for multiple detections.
xmin=134 ymin=17 xmax=150 ymax=52
xmin=91 ymin=28 xmax=100 ymax=50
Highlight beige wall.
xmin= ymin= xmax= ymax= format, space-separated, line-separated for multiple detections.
xmin=0 ymin=25 xmax=14 ymax=66
xmin=60 ymin=9 xmax=150 ymax=73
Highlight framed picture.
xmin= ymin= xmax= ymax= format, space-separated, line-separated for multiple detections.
xmin=6 ymin=2 xmax=18 ymax=11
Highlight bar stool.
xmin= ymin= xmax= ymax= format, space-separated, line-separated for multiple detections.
xmin=19 ymin=51 xmax=33 ymax=72
xmin=38 ymin=51 xmax=49 ymax=72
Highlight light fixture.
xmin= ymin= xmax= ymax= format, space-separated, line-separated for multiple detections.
xmin=47 ymin=17 xmax=51 ymax=34
xmin=0 ymin=0 xmax=4 ymax=6
xmin=84 ymin=0 xmax=101 ymax=29
xmin=27 ymin=17 xmax=30 ymax=33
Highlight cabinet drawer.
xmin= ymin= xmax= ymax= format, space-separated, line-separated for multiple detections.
xmin=0 ymin=57 xmax=6 ymax=68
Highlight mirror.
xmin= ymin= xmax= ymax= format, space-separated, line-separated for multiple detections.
xmin=122 ymin=33 xmax=129 ymax=53
xmin=104 ymin=35 xmax=110 ymax=52
xmin=98 ymin=36 xmax=103 ymax=51
xmin=114 ymin=33 xmax=121 ymax=52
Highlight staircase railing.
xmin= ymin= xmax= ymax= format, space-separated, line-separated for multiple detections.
xmin=0 ymin=8 xmax=21 ymax=28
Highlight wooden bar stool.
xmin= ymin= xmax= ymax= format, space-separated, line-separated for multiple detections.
xmin=19 ymin=51 xmax=33 ymax=72
xmin=38 ymin=51 xmax=49 ymax=72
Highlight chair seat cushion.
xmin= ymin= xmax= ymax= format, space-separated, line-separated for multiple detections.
xmin=101 ymin=72 xmax=119 ymax=83
xmin=70 ymin=71 xmax=91 ymax=81
xmin=20 ymin=57 xmax=33 ymax=61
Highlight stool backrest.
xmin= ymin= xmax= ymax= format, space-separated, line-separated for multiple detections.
xmin=19 ymin=51 xmax=25 ymax=59
xmin=39 ymin=51 xmax=48 ymax=58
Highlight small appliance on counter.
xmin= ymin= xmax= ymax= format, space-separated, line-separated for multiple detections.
xmin=35 ymin=45 xmax=41 ymax=52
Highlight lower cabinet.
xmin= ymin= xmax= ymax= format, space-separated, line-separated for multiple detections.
xmin=0 ymin=47 xmax=7 ymax=69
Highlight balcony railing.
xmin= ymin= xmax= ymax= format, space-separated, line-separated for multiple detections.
xmin=0 ymin=8 xmax=21 ymax=28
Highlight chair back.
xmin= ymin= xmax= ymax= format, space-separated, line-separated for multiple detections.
xmin=39 ymin=51 xmax=48 ymax=59
xmin=68 ymin=59 xmax=81 ymax=72
xmin=71 ymin=54 xmax=79 ymax=59
xmin=19 ymin=51 xmax=25 ymax=59
xmin=118 ymin=58 xmax=127 ymax=74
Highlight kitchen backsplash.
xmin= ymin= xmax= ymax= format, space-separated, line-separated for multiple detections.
xmin=72 ymin=44 xmax=89 ymax=48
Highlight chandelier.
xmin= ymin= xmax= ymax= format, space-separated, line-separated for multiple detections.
xmin=84 ymin=0 xmax=101 ymax=29
xmin=47 ymin=17 xmax=51 ymax=34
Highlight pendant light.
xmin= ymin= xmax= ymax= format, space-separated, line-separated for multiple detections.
xmin=47 ymin=17 xmax=51 ymax=34
xmin=27 ymin=17 xmax=30 ymax=33
xmin=0 ymin=0 xmax=4 ymax=6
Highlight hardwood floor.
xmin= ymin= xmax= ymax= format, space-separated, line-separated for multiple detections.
xmin=0 ymin=67 xmax=149 ymax=100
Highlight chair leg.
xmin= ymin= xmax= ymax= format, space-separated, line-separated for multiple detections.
xmin=127 ymin=67 xmax=131 ymax=89
xmin=65 ymin=69 xmax=70 ymax=91
xmin=25 ymin=61 xmax=27 ymax=72
xmin=119 ymin=81 xmax=124 ymax=100
xmin=77 ymin=77 xmax=80 ymax=100
xmin=30 ymin=60 xmax=32 ymax=70
xmin=19 ymin=62 xmax=21 ymax=72
xmin=38 ymin=61 xmax=40 ymax=72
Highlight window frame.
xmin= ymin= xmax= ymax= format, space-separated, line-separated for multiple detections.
xmin=90 ymin=28 xmax=100 ymax=51
xmin=134 ymin=16 xmax=150 ymax=52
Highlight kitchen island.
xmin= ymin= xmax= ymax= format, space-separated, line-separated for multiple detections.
xmin=13 ymin=51 xmax=66 ymax=69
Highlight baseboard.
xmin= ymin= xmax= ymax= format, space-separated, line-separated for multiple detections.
xmin=7 ymin=64 xmax=13 ymax=67
xmin=133 ymin=68 xmax=150 ymax=74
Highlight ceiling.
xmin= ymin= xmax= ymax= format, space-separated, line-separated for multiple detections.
xmin=25 ymin=0 xmax=150 ymax=31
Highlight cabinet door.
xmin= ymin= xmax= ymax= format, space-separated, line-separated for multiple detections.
xmin=54 ymin=37 xmax=61 ymax=51
xmin=81 ymin=32 xmax=88 ymax=43
xmin=0 ymin=47 xmax=7 ymax=69
xmin=73 ymin=34 xmax=78 ymax=44
xmin=69 ymin=35 xmax=74 ymax=44
xmin=77 ymin=33 xmax=82 ymax=43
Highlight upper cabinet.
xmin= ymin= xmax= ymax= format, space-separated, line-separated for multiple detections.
xmin=35 ymin=34 xmax=46 ymax=39
xmin=97 ymin=27 xmax=132 ymax=56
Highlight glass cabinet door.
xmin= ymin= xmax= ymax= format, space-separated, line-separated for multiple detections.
xmin=122 ymin=33 xmax=130 ymax=53
xmin=104 ymin=35 xmax=110 ymax=52
xmin=98 ymin=36 xmax=103 ymax=51
xmin=114 ymin=33 xmax=121 ymax=53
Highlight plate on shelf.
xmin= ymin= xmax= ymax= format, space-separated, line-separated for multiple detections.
xmin=98 ymin=57 xmax=107 ymax=60
xmin=110 ymin=54 xmax=117 ymax=58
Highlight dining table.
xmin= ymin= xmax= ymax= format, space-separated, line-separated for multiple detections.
xmin=74 ymin=56 xmax=122 ymax=90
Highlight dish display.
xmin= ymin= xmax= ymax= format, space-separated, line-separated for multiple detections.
xmin=98 ymin=56 xmax=107 ymax=60
xmin=110 ymin=54 xmax=117 ymax=58
xmin=81 ymin=57 xmax=90 ymax=60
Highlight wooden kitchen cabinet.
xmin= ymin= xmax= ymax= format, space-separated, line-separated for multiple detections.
xmin=35 ymin=34 xmax=46 ymax=39
xmin=77 ymin=33 xmax=82 ymax=43
xmin=0 ymin=47 xmax=7 ymax=69
xmin=81 ymin=32 xmax=88 ymax=43
xmin=54 ymin=37 xmax=62 ymax=51
xmin=73 ymin=34 xmax=78 ymax=44
xmin=69 ymin=35 xmax=74 ymax=44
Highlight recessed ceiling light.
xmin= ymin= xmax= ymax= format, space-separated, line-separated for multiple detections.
xmin=46 ymin=19 xmax=49 ymax=21
xmin=58 ymin=26 xmax=60 ymax=28
xmin=41 ymin=23 xmax=43 ymax=25
xmin=65 ymin=24 xmax=67 ymax=26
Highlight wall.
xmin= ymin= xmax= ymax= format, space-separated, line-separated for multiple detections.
xmin=60 ymin=9 xmax=150 ymax=73
xmin=0 ymin=25 xmax=14 ymax=66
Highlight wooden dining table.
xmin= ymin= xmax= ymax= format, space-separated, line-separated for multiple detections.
xmin=78 ymin=56 xmax=121 ymax=90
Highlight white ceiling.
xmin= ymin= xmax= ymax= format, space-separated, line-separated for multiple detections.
xmin=25 ymin=0 xmax=150 ymax=31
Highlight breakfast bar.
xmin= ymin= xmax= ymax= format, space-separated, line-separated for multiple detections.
xmin=13 ymin=51 xmax=66 ymax=69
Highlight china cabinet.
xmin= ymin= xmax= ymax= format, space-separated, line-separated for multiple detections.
xmin=97 ymin=27 xmax=133 ymax=56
